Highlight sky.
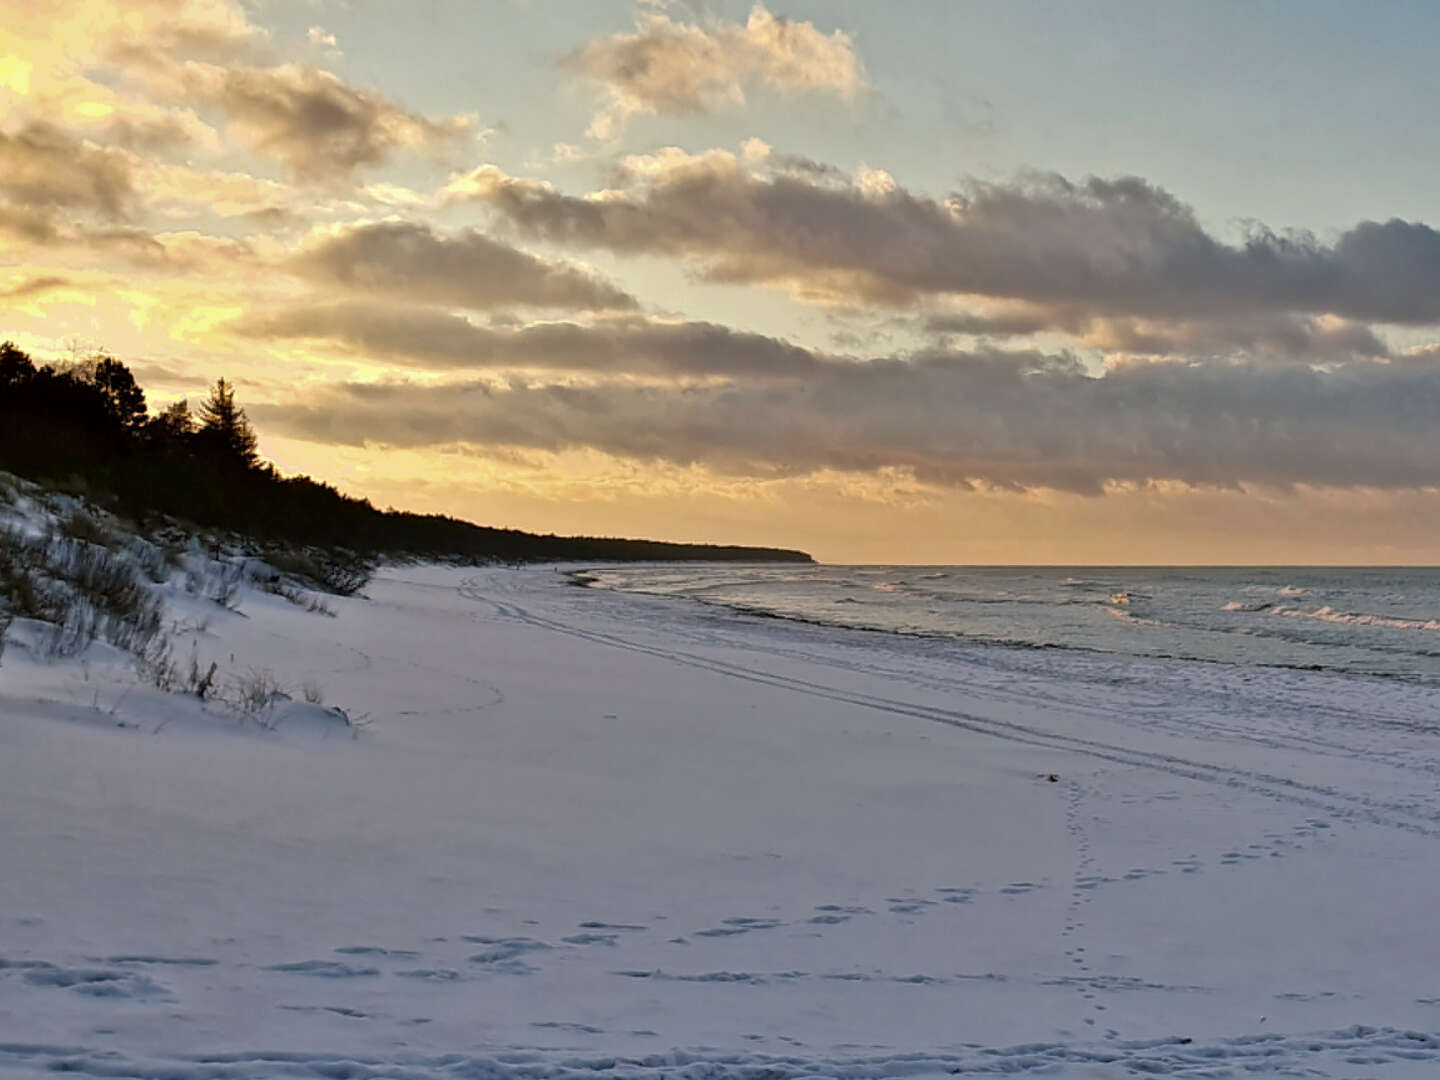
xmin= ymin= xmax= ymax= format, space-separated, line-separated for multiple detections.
xmin=5 ymin=1 xmax=1440 ymax=564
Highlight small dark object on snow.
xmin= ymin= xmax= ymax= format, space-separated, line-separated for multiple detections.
xmin=1045 ymin=773 xmax=1059 ymax=782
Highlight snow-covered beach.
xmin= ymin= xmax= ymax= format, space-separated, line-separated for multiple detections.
xmin=4 ymin=560 xmax=1440 ymax=1077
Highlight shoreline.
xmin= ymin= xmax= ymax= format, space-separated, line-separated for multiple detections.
xmin=573 ymin=564 xmax=1440 ymax=687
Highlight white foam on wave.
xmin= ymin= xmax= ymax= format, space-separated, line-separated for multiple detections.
xmin=1103 ymin=606 xmax=1162 ymax=627
xmin=1272 ymin=605 xmax=1440 ymax=632
xmin=1279 ymin=585 xmax=1307 ymax=596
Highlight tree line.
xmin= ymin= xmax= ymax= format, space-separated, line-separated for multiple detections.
xmin=0 ymin=343 xmax=812 ymax=564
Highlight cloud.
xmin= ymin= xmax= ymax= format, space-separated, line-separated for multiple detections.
xmin=925 ymin=307 xmax=1080 ymax=338
xmin=1082 ymin=313 xmax=1390 ymax=362
xmin=237 ymin=301 xmax=823 ymax=377
xmin=97 ymin=0 xmax=264 ymax=67
xmin=1 ymin=0 xmax=471 ymax=185
xmin=462 ymin=149 xmax=1440 ymax=329
xmin=131 ymin=158 xmax=297 ymax=220
xmin=0 ymin=122 xmax=136 ymax=222
xmin=562 ymin=3 xmax=865 ymax=137
xmin=92 ymin=105 xmax=218 ymax=154
xmin=0 ymin=120 xmax=291 ymax=255
xmin=306 ymin=25 xmax=340 ymax=58
xmin=286 ymin=221 xmax=637 ymax=312
xmin=0 ymin=275 xmax=71 ymax=300
xmin=172 ymin=62 xmax=475 ymax=182
xmin=926 ymin=305 xmax=1389 ymax=364
xmin=0 ymin=0 xmax=263 ymax=81
xmin=249 ymin=348 xmax=1440 ymax=494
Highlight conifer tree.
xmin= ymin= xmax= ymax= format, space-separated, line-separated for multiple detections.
xmin=196 ymin=377 xmax=258 ymax=468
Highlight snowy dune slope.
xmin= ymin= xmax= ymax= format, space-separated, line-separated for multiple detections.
xmin=3 ymin=556 xmax=1440 ymax=1077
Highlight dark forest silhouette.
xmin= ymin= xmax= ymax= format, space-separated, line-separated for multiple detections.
xmin=0 ymin=343 xmax=811 ymax=564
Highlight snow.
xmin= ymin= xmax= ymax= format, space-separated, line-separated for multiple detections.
xmin=3 ymin=546 xmax=1440 ymax=1077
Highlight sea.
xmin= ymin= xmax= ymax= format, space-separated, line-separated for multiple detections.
xmin=578 ymin=565 xmax=1440 ymax=684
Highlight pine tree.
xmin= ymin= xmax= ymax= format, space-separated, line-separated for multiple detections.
xmin=196 ymin=377 xmax=259 ymax=468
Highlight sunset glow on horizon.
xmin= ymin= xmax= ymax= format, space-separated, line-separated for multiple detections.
xmin=7 ymin=0 xmax=1440 ymax=563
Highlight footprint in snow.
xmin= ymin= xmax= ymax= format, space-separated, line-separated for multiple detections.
xmin=263 ymin=960 xmax=380 ymax=978
xmin=22 ymin=965 xmax=168 ymax=998
xmin=886 ymin=897 xmax=939 ymax=913
xmin=394 ymin=968 xmax=463 ymax=982
xmin=466 ymin=937 xmax=552 ymax=974
xmin=333 ymin=946 xmax=420 ymax=958
xmin=279 ymin=1004 xmax=368 ymax=1019
xmin=936 ymin=888 xmax=975 ymax=900
xmin=695 ymin=918 xmax=783 ymax=937
xmin=531 ymin=1021 xmax=604 ymax=1035
xmin=999 ymin=882 xmax=1041 ymax=895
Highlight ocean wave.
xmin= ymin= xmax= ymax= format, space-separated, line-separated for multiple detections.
xmin=1271 ymin=605 xmax=1440 ymax=632
xmin=1103 ymin=606 xmax=1163 ymax=627
xmin=576 ymin=566 xmax=1440 ymax=683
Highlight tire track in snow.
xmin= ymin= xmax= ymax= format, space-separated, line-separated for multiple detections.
xmin=460 ymin=577 xmax=1440 ymax=838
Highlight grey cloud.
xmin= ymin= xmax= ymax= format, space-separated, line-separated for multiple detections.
xmin=250 ymin=351 xmax=1440 ymax=493
xmin=127 ymin=360 xmax=216 ymax=389
xmin=466 ymin=154 xmax=1440 ymax=326
xmin=1087 ymin=314 xmax=1390 ymax=361
xmin=182 ymin=62 xmax=473 ymax=182
xmin=0 ymin=204 xmax=63 ymax=243
xmin=237 ymin=301 xmax=824 ymax=377
xmin=289 ymin=221 xmax=637 ymax=312
xmin=927 ymin=306 xmax=1388 ymax=362
xmin=0 ymin=275 xmax=71 ymax=300
xmin=100 ymin=111 xmax=208 ymax=153
xmin=0 ymin=123 xmax=136 ymax=223
xmin=926 ymin=308 xmax=1080 ymax=338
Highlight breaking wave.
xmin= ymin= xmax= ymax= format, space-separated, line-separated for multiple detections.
xmin=1271 ymin=605 xmax=1440 ymax=632
xmin=579 ymin=565 xmax=1440 ymax=682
